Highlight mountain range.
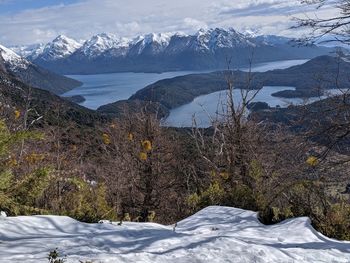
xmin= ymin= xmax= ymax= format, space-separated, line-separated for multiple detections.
xmin=0 ymin=44 xmax=81 ymax=95
xmin=10 ymin=28 xmax=333 ymax=75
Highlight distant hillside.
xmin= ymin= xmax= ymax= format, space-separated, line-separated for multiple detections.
xmin=12 ymin=63 xmax=82 ymax=95
xmin=0 ymin=66 xmax=104 ymax=127
xmin=251 ymin=94 xmax=350 ymax=155
xmin=13 ymin=28 xmax=333 ymax=74
xmin=0 ymin=44 xmax=81 ymax=95
xmin=97 ymin=99 xmax=170 ymax=119
xmin=127 ymin=55 xmax=350 ymax=113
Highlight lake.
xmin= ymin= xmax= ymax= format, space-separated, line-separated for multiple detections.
xmin=165 ymin=88 xmax=345 ymax=127
xmin=63 ymin=59 xmax=309 ymax=110
xmin=63 ymin=71 xmax=210 ymax=109
xmin=165 ymin=87 xmax=300 ymax=127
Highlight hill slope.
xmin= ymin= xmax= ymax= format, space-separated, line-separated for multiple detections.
xmin=0 ymin=44 xmax=81 ymax=95
xmin=0 ymin=65 xmax=104 ymax=127
xmin=0 ymin=206 xmax=349 ymax=262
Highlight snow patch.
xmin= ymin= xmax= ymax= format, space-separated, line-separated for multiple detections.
xmin=0 ymin=206 xmax=349 ymax=262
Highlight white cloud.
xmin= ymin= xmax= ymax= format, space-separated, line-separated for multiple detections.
xmin=183 ymin=18 xmax=208 ymax=31
xmin=0 ymin=0 xmax=338 ymax=46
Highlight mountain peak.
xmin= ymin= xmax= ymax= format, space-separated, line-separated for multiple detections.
xmin=54 ymin=34 xmax=70 ymax=41
xmin=194 ymin=27 xmax=255 ymax=51
xmin=91 ymin=33 xmax=117 ymax=41
xmin=143 ymin=33 xmax=172 ymax=45
xmin=52 ymin=35 xmax=78 ymax=43
xmin=80 ymin=33 xmax=130 ymax=57
xmin=129 ymin=33 xmax=173 ymax=55
xmin=38 ymin=35 xmax=82 ymax=61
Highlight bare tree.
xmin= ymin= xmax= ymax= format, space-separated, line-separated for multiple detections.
xmin=295 ymin=0 xmax=350 ymax=45
xmin=294 ymin=1 xmax=350 ymax=160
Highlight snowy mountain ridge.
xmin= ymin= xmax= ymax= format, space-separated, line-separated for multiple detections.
xmin=80 ymin=33 xmax=129 ymax=58
xmin=0 ymin=44 xmax=30 ymax=70
xmin=10 ymin=43 xmax=45 ymax=60
xmin=131 ymin=33 xmax=173 ymax=55
xmin=195 ymin=27 xmax=256 ymax=51
xmin=0 ymin=206 xmax=349 ymax=262
xmin=8 ymin=28 xmax=330 ymax=74
xmin=11 ymin=28 xmax=290 ymax=61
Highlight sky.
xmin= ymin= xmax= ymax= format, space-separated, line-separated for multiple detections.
xmin=0 ymin=0 xmax=338 ymax=46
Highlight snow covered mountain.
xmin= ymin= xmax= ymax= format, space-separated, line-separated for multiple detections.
xmin=11 ymin=36 xmax=81 ymax=62
xmin=0 ymin=44 xmax=30 ymax=71
xmin=35 ymin=35 xmax=82 ymax=61
xmin=10 ymin=43 xmax=45 ymax=60
xmin=12 ymin=28 xmax=333 ymax=74
xmin=10 ymin=28 xmax=299 ymax=61
xmin=194 ymin=28 xmax=256 ymax=51
xmin=0 ymin=43 xmax=81 ymax=94
xmin=129 ymin=33 xmax=172 ymax=55
xmin=0 ymin=206 xmax=349 ymax=262
xmin=78 ymin=33 xmax=129 ymax=58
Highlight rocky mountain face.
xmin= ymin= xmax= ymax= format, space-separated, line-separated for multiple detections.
xmin=0 ymin=44 xmax=82 ymax=95
xmin=12 ymin=28 xmax=333 ymax=74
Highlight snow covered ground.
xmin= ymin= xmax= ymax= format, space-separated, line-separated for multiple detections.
xmin=0 ymin=206 xmax=349 ymax=263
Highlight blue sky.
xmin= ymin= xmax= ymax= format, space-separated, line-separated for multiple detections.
xmin=0 ymin=0 xmax=337 ymax=46
xmin=0 ymin=0 xmax=80 ymax=15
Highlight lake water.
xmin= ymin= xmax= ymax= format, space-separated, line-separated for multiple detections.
xmin=63 ymin=71 xmax=210 ymax=109
xmin=165 ymin=87 xmax=299 ymax=127
xmin=240 ymin=59 xmax=309 ymax=72
xmin=63 ymin=59 xmax=309 ymax=110
xmin=165 ymin=88 xmax=345 ymax=127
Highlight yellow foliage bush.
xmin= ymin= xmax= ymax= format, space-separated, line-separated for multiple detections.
xmin=25 ymin=153 xmax=45 ymax=164
xmin=142 ymin=140 xmax=152 ymax=152
xmin=102 ymin=133 xmax=111 ymax=145
xmin=306 ymin=156 xmax=318 ymax=167
xmin=219 ymin=172 xmax=230 ymax=180
xmin=317 ymin=203 xmax=350 ymax=240
xmin=6 ymin=157 xmax=18 ymax=167
xmin=123 ymin=213 xmax=131 ymax=222
xmin=139 ymin=152 xmax=148 ymax=161
xmin=187 ymin=193 xmax=200 ymax=209
xmin=200 ymin=182 xmax=225 ymax=205
xmin=14 ymin=110 xmax=20 ymax=120
xmin=147 ymin=211 xmax=156 ymax=222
